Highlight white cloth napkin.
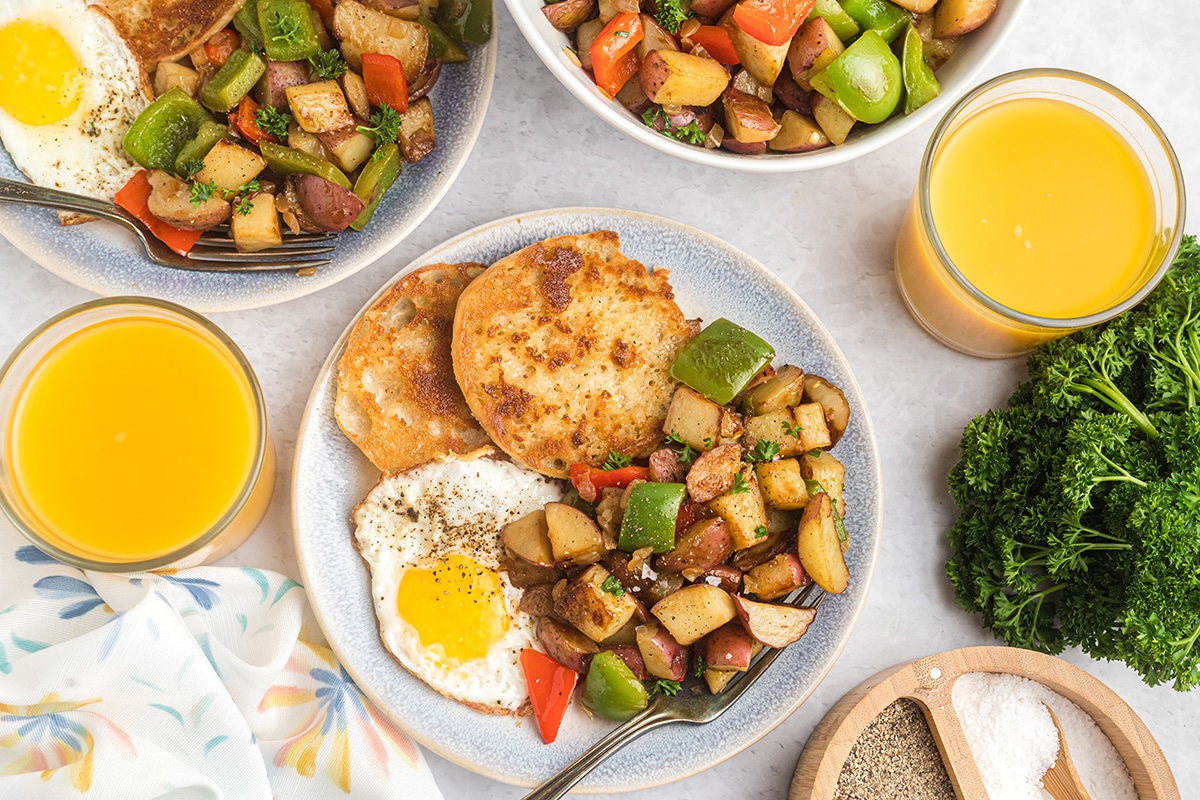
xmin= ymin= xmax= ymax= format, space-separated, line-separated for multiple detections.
xmin=0 ymin=526 xmax=443 ymax=800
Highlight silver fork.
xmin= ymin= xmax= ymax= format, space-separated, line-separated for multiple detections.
xmin=523 ymin=585 xmax=826 ymax=800
xmin=0 ymin=177 xmax=337 ymax=273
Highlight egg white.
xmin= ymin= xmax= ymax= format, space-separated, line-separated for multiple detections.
xmin=0 ymin=0 xmax=148 ymax=199
xmin=353 ymin=449 xmax=563 ymax=713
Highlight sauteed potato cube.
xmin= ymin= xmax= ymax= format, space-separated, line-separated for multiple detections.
xmin=707 ymin=466 xmax=769 ymax=549
xmin=231 ymin=193 xmax=281 ymax=253
xmin=155 ymin=61 xmax=201 ymax=98
xmin=287 ymin=81 xmax=356 ymax=133
xmin=545 ymin=501 xmax=607 ymax=567
xmin=800 ymin=450 xmax=845 ymax=521
xmin=734 ymin=595 xmax=817 ymax=647
xmin=793 ymin=402 xmax=832 ymax=450
xmin=554 ymin=564 xmax=640 ymax=642
xmin=651 ymin=584 xmax=737 ymax=645
xmin=739 ymin=365 xmax=804 ymax=415
xmin=636 ymin=623 xmax=689 ymax=681
xmin=802 ymin=374 xmax=851 ymax=446
xmin=755 ymin=459 xmax=810 ymax=510
xmin=796 ymin=493 xmax=849 ymax=594
xmin=664 ymin=385 xmax=723 ymax=451
xmin=398 ymin=98 xmax=436 ymax=163
xmin=538 ymin=617 xmax=599 ymax=673
xmin=742 ymin=553 xmax=808 ymax=600
xmin=744 ymin=409 xmax=805 ymax=458
xmin=195 ymin=140 xmax=266 ymax=193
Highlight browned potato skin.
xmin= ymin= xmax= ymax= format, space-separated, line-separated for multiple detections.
xmin=293 ymin=174 xmax=367 ymax=231
xmin=685 ymin=443 xmax=742 ymax=502
xmin=519 ymin=583 xmax=560 ymax=617
xmin=733 ymin=595 xmax=817 ymax=648
xmin=803 ymin=374 xmax=850 ymax=446
xmin=729 ymin=526 xmax=787 ymax=571
xmin=545 ymin=501 xmax=608 ymax=567
xmin=721 ymin=87 xmax=781 ymax=143
xmin=541 ymin=0 xmax=597 ymax=30
xmin=636 ymin=623 xmax=689 ymax=681
xmin=772 ymin=73 xmax=812 ymax=116
xmin=554 ymin=564 xmax=640 ymax=642
xmin=743 ymin=553 xmax=809 ymax=600
xmin=601 ymin=644 xmax=649 ymax=680
xmin=933 ymin=0 xmax=996 ymax=37
xmin=740 ymin=365 xmax=804 ymax=416
xmin=721 ymin=137 xmax=767 ymax=155
xmin=797 ymin=493 xmax=849 ymax=594
xmin=656 ymin=517 xmax=733 ymax=573
xmin=537 ymin=617 xmax=599 ymax=673
xmin=504 ymin=547 xmax=564 ymax=588
xmin=700 ymin=622 xmax=756 ymax=671
xmin=604 ymin=549 xmax=685 ymax=604
xmin=616 ymin=77 xmax=653 ymax=114
xmin=689 ymin=0 xmax=734 ymax=20
xmin=503 ymin=510 xmax=556 ymax=568
xmin=769 ymin=110 xmax=831 ymax=153
xmin=699 ymin=564 xmax=742 ymax=594
xmin=787 ymin=17 xmax=843 ymax=90
xmin=648 ymin=448 xmax=687 ymax=483
xmin=398 ymin=98 xmax=436 ymax=163
xmin=576 ymin=18 xmax=605 ymax=71
xmin=639 ymin=50 xmax=731 ymax=107
xmin=146 ymin=170 xmax=230 ymax=231
xmin=257 ymin=60 xmax=309 ymax=109
xmin=650 ymin=584 xmax=738 ymax=645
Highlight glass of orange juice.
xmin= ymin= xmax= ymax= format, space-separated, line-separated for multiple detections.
xmin=0 ymin=298 xmax=275 ymax=571
xmin=895 ymin=69 xmax=1186 ymax=358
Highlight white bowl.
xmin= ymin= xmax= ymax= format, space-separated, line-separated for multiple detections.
xmin=503 ymin=0 xmax=1028 ymax=172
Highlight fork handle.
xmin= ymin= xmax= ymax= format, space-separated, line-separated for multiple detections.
xmin=0 ymin=176 xmax=138 ymax=230
xmin=522 ymin=707 xmax=675 ymax=800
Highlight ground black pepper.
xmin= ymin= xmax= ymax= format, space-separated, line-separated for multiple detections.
xmin=835 ymin=699 xmax=957 ymax=800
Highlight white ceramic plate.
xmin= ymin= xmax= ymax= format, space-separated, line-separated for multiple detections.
xmin=503 ymin=0 xmax=1027 ymax=172
xmin=291 ymin=207 xmax=883 ymax=792
xmin=0 ymin=40 xmax=496 ymax=312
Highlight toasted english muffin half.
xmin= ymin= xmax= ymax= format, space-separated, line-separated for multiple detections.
xmin=337 ymin=262 xmax=492 ymax=474
xmin=97 ymin=0 xmax=242 ymax=66
xmin=451 ymin=231 xmax=693 ymax=478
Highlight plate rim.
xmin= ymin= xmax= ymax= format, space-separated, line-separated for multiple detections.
xmin=290 ymin=206 xmax=884 ymax=791
xmin=0 ymin=36 xmax=498 ymax=313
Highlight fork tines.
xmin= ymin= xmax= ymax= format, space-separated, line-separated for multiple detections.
xmin=187 ymin=229 xmax=339 ymax=272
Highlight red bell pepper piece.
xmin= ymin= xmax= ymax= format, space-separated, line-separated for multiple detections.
xmin=569 ymin=463 xmax=650 ymax=502
xmin=361 ymin=53 xmax=409 ymax=113
xmin=114 ymin=171 xmax=203 ymax=257
xmin=204 ymin=28 xmax=240 ymax=68
xmin=589 ymin=12 xmax=644 ymax=97
xmin=689 ymin=25 xmax=740 ymax=66
xmin=234 ymin=96 xmax=279 ymax=145
xmin=520 ymin=649 xmax=578 ymax=745
xmin=732 ymin=0 xmax=815 ymax=46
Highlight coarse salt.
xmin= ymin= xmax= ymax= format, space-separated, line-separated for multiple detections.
xmin=952 ymin=672 xmax=1137 ymax=800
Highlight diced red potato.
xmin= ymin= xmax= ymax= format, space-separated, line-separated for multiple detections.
xmin=601 ymin=616 xmax=641 ymax=646
xmin=743 ymin=553 xmax=809 ymax=600
xmin=772 ymin=73 xmax=811 ymax=116
xmin=541 ymin=0 xmax=597 ymax=31
xmin=637 ymin=14 xmax=680 ymax=59
xmin=397 ymin=97 xmax=436 ymax=163
xmin=651 ymin=584 xmax=738 ymax=645
xmin=639 ymin=50 xmax=731 ymax=108
xmin=503 ymin=509 xmax=555 ymax=567
xmin=648 ymin=448 xmax=687 ymax=484
xmin=787 ymin=17 xmax=843 ymax=91
xmin=797 ymin=493 xmax=849 ymax=594
xmin=794 ymin=402 xmax=833 ymax=451
xmin=707 ymin=466 xmax=770 ymax=550
xmin=406 ymin=57 xmax=442 ymax=103
xmin=545 ymin=501 xmax=608 ymax=566
xmin=800 ymin=450 xmax=846 ymax=524
xmin=769 ymin=110 xmax=830 ymax=153
xmin=518 ymin=583 xmax=559 ymax=617
xmin=812 ymin=93 xmax=855 ymax=145
xmin=723 ymin=10 xmax=789 ymax=86
xmin=685 ymin=443 xmax=742 ymax=503
xmin=601 ymin=644 xmax=649 ymax=680
xmin=616 ymin=77 xmax=653 ymax=114
xmin=656 ymin=518 xmax=732 ymax=574
xmin=698 ymin=564 xmax=742 ymax=594
xmin=575 ymin=18 xmax=605 ymax=71
xmin=933 ymin=0 xmax=997 ymax=37
xmin=537 ymin=617 xmax=599 ymax=673
xmin=292 ymin=174 xmax=366 ymax=231
xmin=146 ymin=170 xmax=230 ymax=231
xmin=802 ymin=374 xmax=851 ymax=446
xmin=733 ymin=595 xmax=817 ymax=648
xmin=699 ymin=622 xmax=756 ymax=671
xmin=504 ymin=547 xmax=565 ymax=589
xmin=729 ymin=526 xmax=788 ymax=571
xmin=635 ymin=623 xmax=689 ymax=681
xmin=257 ymin=60 xmax=310 ymax=109
xmin=721 ymin=138 xmax=768 ymax=154
xmin=604 ymin=549 xmax=686 ymax=604
xmin=689 ymin=0 xmax=735 ymax=20
xmin=554 ymin=564 xmax=640 ymax=642
xmin=704 ymin=667 xmax=738 ymax=694
xmin=721 ymin=88 xmax=780 ymax=144
xmin=598 ymin=0 xmax=638 ymax=22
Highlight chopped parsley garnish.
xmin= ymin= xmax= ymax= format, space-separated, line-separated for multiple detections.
xmin=357 ymin=103 xmax=402 ymax=144
xmin=655 ymin=0 xmax=691 ymax=34
xmin=664 ymin=430 xmax=696 ymax=464
xmin=308 ymin=49 xmax=348 ymax=80
xmin=189 ymin=179 xmax=221 ymax=207
xmin=270 ymin=12 xmax=306 ymax=47
xmin=729 ymin=471 xmax=749 ymax=494
xmin=601 ymin=575 xmax=626 ymax=597
xmin=604 ymin=451 xmax=632 ymax=470
xmin=233 ymin=179 xmax=262 ymax=216
xmin=641 ymin=107 xmax=708 ymax=145
xmin=693 ymin=656 xmax=707 ymax=677
xmin=754 ymin=525 xmax=769 ymax=539
xmin=809 ymin=449 xmax=822 ymax=457
xmin=255 ymin=105 xmax=292 ymax=138
xmin=614 ymin=29 xmax=630 ymax=37
xmin=805 ymin=479 xmax=826 ymax=496
xmin=744 ymin=439 xmax=780 ymax=464
xmin=781 ymin=420 xmax=802 ymax=439
xmin=649 ymin=679 xmax=682 ymax=696
xmin=177 ymin=157 xmax=206 ymax=180
xmin=831 ymin=496 xmax=848 ymax=543
xmin=703 ymin=437 xmax=713 ymax=448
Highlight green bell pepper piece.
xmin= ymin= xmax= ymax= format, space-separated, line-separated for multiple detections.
xmin=583 ymin=651 xmax=648 ymax=722
xmin=417 ymin=17 xmax=470 ymax=63
xmin=810 ymin=30 xmax=902 ymax=124
xmin=233 ymin=0 xmax=265 ymax=50
xmin=809 ymin=0 xmax=859 ymax=42
xmin=258 ymin=0 xmax=322 ymax=61
xmin=436 ymin=0 xmax=492 ymax=44
xmin=669 ymin=318 xmax=775 ymax=405
xmin=122 ymin=87 xmax=214 ymax=171
xmin=260 ymin=141 xmax=353 ymax=190
xmin=839 ymin=0 xmax=909 ymax=43
xmin=619 ymin=482 xmax=686 ymax=554
xmin=200 ymin=49 xmax=266 ymax=112
xmin=350 ymin=143 xmax=402 ymax=231
xmin=173 ymin=121 xmax=229 ymax=176
xmin=901 ymin=23 xmax=939 ymax=114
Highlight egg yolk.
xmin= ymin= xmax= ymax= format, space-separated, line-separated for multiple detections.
xmin=0 ymin=20 xmax=83 ymax=125
xmin=396 ymin=554 xmax=510 ymax=662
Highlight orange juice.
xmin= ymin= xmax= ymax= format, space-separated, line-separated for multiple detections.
xmin=894 ymin=70 xmax=1184 ymax=358
xmin=1 ymin=301 xmax=274 ymax=568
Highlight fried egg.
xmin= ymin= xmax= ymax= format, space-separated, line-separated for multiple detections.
xmin=353 ymin=448 xmax=563 ymax=714
xmin=0 ymin=0 xmax=148 ymax=199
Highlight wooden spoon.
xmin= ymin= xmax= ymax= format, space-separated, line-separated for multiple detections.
xmin=1042 ymin=705 xmax=1093 ymax=800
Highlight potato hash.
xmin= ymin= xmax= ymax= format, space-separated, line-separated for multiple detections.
xmin=544 ymin=0 xmax=997 ymax=153
xmin=115 ymin=0 xmax=490 ymax=255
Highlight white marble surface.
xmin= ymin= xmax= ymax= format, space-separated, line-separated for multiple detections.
xmin=1 ymin=0 xmax=1197 ymax=796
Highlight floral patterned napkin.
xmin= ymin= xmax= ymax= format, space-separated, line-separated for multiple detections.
xmin=0 ymin=526 xmax=443 ymax=800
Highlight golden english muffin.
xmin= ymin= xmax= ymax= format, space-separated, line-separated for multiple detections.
xmin=337 ymin=262 xmax=491 ymax=474
xmin=97 ymin=0 xmax=243 ymax=65
xmin=451 ymin=231 xmax=693 ymax=478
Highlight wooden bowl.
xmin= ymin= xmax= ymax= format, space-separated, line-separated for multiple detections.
xmin=789 ymin=646 xmax=1179 ymax=800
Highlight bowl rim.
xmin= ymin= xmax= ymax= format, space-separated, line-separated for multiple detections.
xmin=501 ymin=0 xmax=1029 ymax=172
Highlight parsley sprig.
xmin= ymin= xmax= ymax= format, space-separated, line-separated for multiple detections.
xmin=754 ymin=525 xmax=769 ymax=539
xmin=601 ymin=575 xmax=626 ymax=597
xmin=255 ymin=105 xmax=292 ymax=138
xmin=308 ymin=49 xmax=347 ymax=80
xmin=270 ymin=12 xmax=306 ymax=47
xmin=357 ymin=103 xmax=402 ymax=144
xmin=744 ymin=439 xmax=780 ymax=464
xmin=178 ymin=157 xmax=205 ymax=180
xmin=641 ymin=107 xmax=708 ymax=145
xmin=664 ymin=430 xmax=696 ymax=464
xmin=603 ymin=451 xmax=632 ymax=470
xmin=781 ymin=420 xmax=802 ymax=439
xmin=693 ymin=656 xmax=707 ymax=677
xmin=729 ymin=471 xmax=749 ymax=495
xmin=655 ymin=0 xmax=691 ymax=34
xmin=189 ymin=179 xmax=221 ymax=207
xmin=648 ymin=679 xmax=682 ymax=696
